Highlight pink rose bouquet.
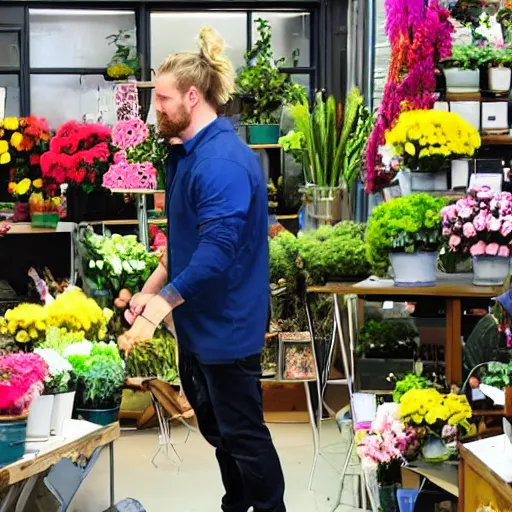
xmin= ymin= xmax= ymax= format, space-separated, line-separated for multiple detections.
xmin=441 ymin=186 xmax=512 ymax=258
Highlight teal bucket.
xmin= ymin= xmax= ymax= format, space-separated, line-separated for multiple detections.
xmin=0 ymin=419 xmax=27 ymax=468
xmin=75 ymin=407 xmax=120 ymax=426
xmin=248 ymin=124 xmax=280 ymax=145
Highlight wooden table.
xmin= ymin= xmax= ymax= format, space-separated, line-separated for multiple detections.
xmin=308 ymin=274 xmax=503 ymax=385
xmin=459 ymin=435 xmax=512 ymax=511
xmin=0 ymin=422 xmax=120 ymax=510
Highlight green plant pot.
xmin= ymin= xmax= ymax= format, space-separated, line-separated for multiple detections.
xmin=378 ymin=484 xmax=398 ymax=512
xmin=74 ymin=407 xmax=120 ymax=426
xmin=0 ymin=418 xmax=27 ymax=468
xmin=248 ymin=124 xmax=280 ymax=145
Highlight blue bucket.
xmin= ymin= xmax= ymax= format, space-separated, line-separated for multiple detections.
xmin=75 ymin=407 xmax=120 ymax=426
xmin=0 ymin=419 xmax=27 ymax=468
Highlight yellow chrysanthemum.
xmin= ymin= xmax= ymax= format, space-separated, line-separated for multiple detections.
xmin=32 ymin=179 xmax=43 ymax=189
xmin=10 ymin=131 xmax=23 ymax=149
xmin=405 ymin=142 xmax=416 ymax=156
xmin=15 ymin=330 xmax=31 ymax=343
xmin=0 ymin=152 xmax=11 ymax=165
xmin=0 ymin=140 xmax=8 ymax=154
xmin=2 ymin=117 xmax=19 ymax=131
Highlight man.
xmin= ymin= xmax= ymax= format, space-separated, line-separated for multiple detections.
xmin=117 ymin=27 xmax=286 ymax=512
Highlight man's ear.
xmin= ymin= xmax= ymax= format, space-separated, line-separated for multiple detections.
xmin=187 ymin=86 xmax=200 ymax=107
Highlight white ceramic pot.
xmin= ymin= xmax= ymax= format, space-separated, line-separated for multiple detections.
xmin=450 ymin=101 xmax=481 ymax=131
xmin=451 ymin=160 xmax=470 ymax=189
xmin=443 ymin=67 xmax=480 ymax=93
xmin=473 ymin=255 xmax=510 ymax=286
xmin=26 ymin=394 xmax=55 ymax=441
xmin=410 ymin=171 xmax=448 ymax=192
xmin=50 ymin=391 xmax=76 ymax=436
xmin=390 ymin=252 xmax=438 ymax=287
xmin=488 ymin=67 xmax=512 ymax=93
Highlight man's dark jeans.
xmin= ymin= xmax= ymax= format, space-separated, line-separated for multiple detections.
xmin=179 ymin=346 xmax=286 ymax=512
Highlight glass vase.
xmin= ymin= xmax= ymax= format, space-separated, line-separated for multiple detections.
xmin=472 ymin=255 xmax=510 ymax=286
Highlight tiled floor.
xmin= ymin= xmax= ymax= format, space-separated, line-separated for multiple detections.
xmin=70 ymin=420 xmax=363 ymax=512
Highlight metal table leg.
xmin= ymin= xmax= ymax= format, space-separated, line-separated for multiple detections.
xmin=109 ymin=442 xmax=115 ymax=508
xmin=136 ymin=194 xmax=149 ymax=251
xmin=304 ymin=380 xmax=320 ymax=491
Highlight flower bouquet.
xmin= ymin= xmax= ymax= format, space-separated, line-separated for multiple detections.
xmin=0 ymin=302 xmax=48 ymax=344
xmin=103 ymin=118 xmax=166 ymax=190
xmin=399 ymin=388 xmax=473 ymax=462
xmin=0 ymin=352 xmax=49 ymax=466
xmin=381 ymin=110 xmax=481 ymax=191
xmin=441 ymin=186 xmax=512 ymax=286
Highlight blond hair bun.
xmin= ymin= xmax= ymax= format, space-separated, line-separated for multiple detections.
xmin=198 ymin=26 xmax=225 ymax=62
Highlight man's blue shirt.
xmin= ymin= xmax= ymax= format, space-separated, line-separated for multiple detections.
xmin=162 ymin=117 xmax=269 ymax=363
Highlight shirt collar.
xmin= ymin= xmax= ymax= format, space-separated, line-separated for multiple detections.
xmin=182 ymin=117 xmax=232 ymax=154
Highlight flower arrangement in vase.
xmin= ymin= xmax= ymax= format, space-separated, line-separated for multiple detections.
xmin=102 ymin=118 xmax=166 ymax=190
xmin=441 ymin=186 xmax=512 ymax=286
xmin=40 ymin=121 xmax=112 ymax=194
xmin=365 ymin=193 xmax=446 ymax=285
xmin=0 ymin=352 xmax=48 ymax=466
xmin=381 ymin=110 xmax=481 ymax=192
xmin=399 ymin=388 xmax=473 ymax=462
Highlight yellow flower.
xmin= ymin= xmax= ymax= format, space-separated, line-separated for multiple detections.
xmin=2 ymin=117 xmax=19 ymax=131
xmin=32 ymin=179 xmax=43 ymax=189
xmin=15 ymin=178 xmax=31 ymax=196
xmin=0 ymin=152 xmax=11 ymax=165
xmin=15 ymin=330 xmax=31 ymax=343
xmin=0 ymin=140 xmax=8 ymax=154
xmin=10 ymin=131 xmax=23 ymax=149
xmin=405 ymin=142 xmax=416 ymax=156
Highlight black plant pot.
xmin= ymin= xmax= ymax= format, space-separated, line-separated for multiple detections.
xmin=66 ymin=187 xmax=126 ymax=223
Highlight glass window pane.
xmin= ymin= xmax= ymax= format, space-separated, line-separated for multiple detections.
xmin=29 ymin=9 xmax=136 ymax=68
xmin=291 ymin=73 xmax=311 ymax=97
xmin=150 ymin=12 xmax=247 ymax=73
xmin=0 ymin=32 xmax=20 ymax=68
xmin=30 ymin=74 xmax=117 ymax=130
xmin=0 ymin=74 xmax=20 ymax=117
xmin=373 ymin=0 xmax=389 ymax=108
xmin=253 ymin=12 xmax=310 ymax=67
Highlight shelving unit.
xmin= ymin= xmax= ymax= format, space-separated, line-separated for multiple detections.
xmin=481 ymin=135 xmax=512 ymax=146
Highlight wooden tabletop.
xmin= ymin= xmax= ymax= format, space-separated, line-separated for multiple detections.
xmin=307 ymin=274 xmax=505 ymax=299
xmin=0 ymin=422 xmax=119 ymax=490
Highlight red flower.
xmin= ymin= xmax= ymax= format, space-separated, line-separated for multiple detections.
xmin=30 ymin=154 xmax=41 ymax=166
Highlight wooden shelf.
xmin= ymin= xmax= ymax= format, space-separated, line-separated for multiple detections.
xmin=249 ymin=144 xmax=281 ymax=150
xmin=7 ymin=222 xmax=75 ymax=235
xmin=481 ymin=135 xmax=512 ymax=146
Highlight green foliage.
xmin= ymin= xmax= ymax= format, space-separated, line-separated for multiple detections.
xmin=365 ymin=194 xmax=446 ymax=276
xmin=269 ymin=231 xmax=300 ymax=285
xmin=487 ymin=46 xmax=512 ymax=67
xmin=392 ymin=373 xmax=433 ymax=403
xmin=357 ymin=320 xmax=418 ymax=358
xmin=297 ymin=222 xmax=370 ymax=284
xmin=40 ymin=326 xmax=85 ymax=355
xmin=481 ymin=361 xmax=512 ymax=389
xmin=125 ymin=330 xmax=178 ymax=383
xmin=287 ymin=87 xmax=370 ymax=188
xmin=447 ymin=45 xmax=491 ymax=70
xmin=237 ymin=18 xmax=306 ymax=125
xmin=45 ymin=372 xmax=73 ymax=395
xmin=73 ymin=355 xmax=125 ymax=409
xmin=278 ymin=130 xmax=306 ymax=165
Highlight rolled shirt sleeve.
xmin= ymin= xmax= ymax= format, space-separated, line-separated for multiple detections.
xmin=159 ymin=157 xmax=252 ymax=305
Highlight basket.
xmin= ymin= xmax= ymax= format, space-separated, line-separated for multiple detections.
xmin=31 ymin=213 xmax=59 ymax=229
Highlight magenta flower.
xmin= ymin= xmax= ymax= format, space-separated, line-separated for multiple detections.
xmin=476 ymin=189 xmax=494 ymax=201
xmin=470 ymin=241 xmax=487 ymax=256
xmin=473 ymin=212 xmax=487 ymax=232
xmin=499 ymin=246 xmax=510 ymax=258
xmin=501 ymin=221 xmax=512 ymax=238
xmin=486 ymin=243 xmax=500 ymax=256
xmin=113 ymin=150 xmax=127 ymax=164
xmin=112 ymin=118 xmax=149 ymax=149
xmin=462 ymin=222 xmax=476 ymax=239
xmin=441 ymin=204 xmax=457 ymax=222
xmin=486 ymin=214 xmax=502 ymax=232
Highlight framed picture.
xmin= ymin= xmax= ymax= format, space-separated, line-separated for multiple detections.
xmin=278 ymin=332 xmax=316 ymax=381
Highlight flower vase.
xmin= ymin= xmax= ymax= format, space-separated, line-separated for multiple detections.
xmin=378 ymin=484 xmax=398 ymax=512
xmin=50 ymin=391 xmax=76 ymax=436
xmin=13 ymin=202 xmax=30 ymax=222
xmin=472 ymin=255 xmax=510 ymax=286
xmin=26 ymin=394 xmax=54 ymax=441
xmin=389 ymin=252 xmax=437 ymax=287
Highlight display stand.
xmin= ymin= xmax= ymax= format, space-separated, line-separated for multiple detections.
xmin=109 ymin=189 xmax=164 ymax=250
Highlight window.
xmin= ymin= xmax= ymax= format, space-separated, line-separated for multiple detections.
xmin=373 ymin=0 xmax=390 ymax=108
xmin=0 ymin=29 xmax=21 ymax=117
xmin=150 ymin=12 xmax=247 ymax=73
xmin=0 ymin=75 xmax=20 ymax=118
xmin=28 ymin=9 xmax=135 ymax=128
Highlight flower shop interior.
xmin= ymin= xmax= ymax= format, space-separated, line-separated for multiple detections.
xmin=4 ymin=0 xmax=512 ymax=511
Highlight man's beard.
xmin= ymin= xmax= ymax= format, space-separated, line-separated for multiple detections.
xmin=157 ymin=106 xmax=191 ymax=140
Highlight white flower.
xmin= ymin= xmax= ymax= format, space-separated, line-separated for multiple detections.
xmin=110 ymin=256 xmax=123 ymax=276
xmin=34 ymin=348 xmax=72 ymax=376
xmin=62 ymin=341 xmax=93 ymax=358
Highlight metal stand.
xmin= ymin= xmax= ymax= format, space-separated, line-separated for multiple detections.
xmin=136 ymin=195 xmax=149 ymax=251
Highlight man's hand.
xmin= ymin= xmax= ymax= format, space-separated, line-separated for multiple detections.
xmin=117 ymin=316 xmax=156 ymax=359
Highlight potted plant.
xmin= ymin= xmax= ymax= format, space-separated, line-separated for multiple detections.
xmin=236 ymin=18 xmax=306 ymax=144
xmin=65 ymin=341 xmax=125 ymax=426
xmin=382 ymin=109 xmax=481 ymax=192
xmin=286 ymin=88 xmax=372 ymax=225
xmin=442 ymin=44 xmax=490 ymax=93
xmin=31 ymin=348 xmax=75 ymax=438
xmin=0 ymin=353 xmax=48 ymax=467
xmin=441 ymin=186 xmax=512 ymax=286
xmin=105 ymin=29 xmax=139 ymax=81
xmin=487 ymin=46 xmax=512 ymax=93
xmin=365 ymin=194 xmax=446 ymax=286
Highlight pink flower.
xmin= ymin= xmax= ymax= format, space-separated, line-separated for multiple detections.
xmin=449 ymin=235 xmax=461 ymax=249
xmin=442 ymin=227 xmax=451 ymax=237
xmin=113 ymin=150 xmax=127 ymax=164
xmin=470 ymin=241 xmax=487 ymax=256
xmin=476 ymin=187 xmax=494 ymax=201
xmin=486 ymin=243 xmax=500 ymax=256
xmin=462 ymin=222 xmax=476 ymax=239
xmin=502 ymin=221 xmax=512 ymax=238
xmin=441 ymin=205 xmax=457 ymax=222
xmin=112 ymin=118 xmax=149 ymax=149
xmin=473 ymin=212 xmax=487 ymax=232
xmin=459 ymin=206 xmax=473 ymax=219
xmin=487 ymin=214 xmax=502 ymax=232
xmin=453 ymin=221 xmax=463 ymax=232
xmin=499 ymin=246 xmax=510 ymax=258
xmin=490 ymin=199 xmax=499 ymax=211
